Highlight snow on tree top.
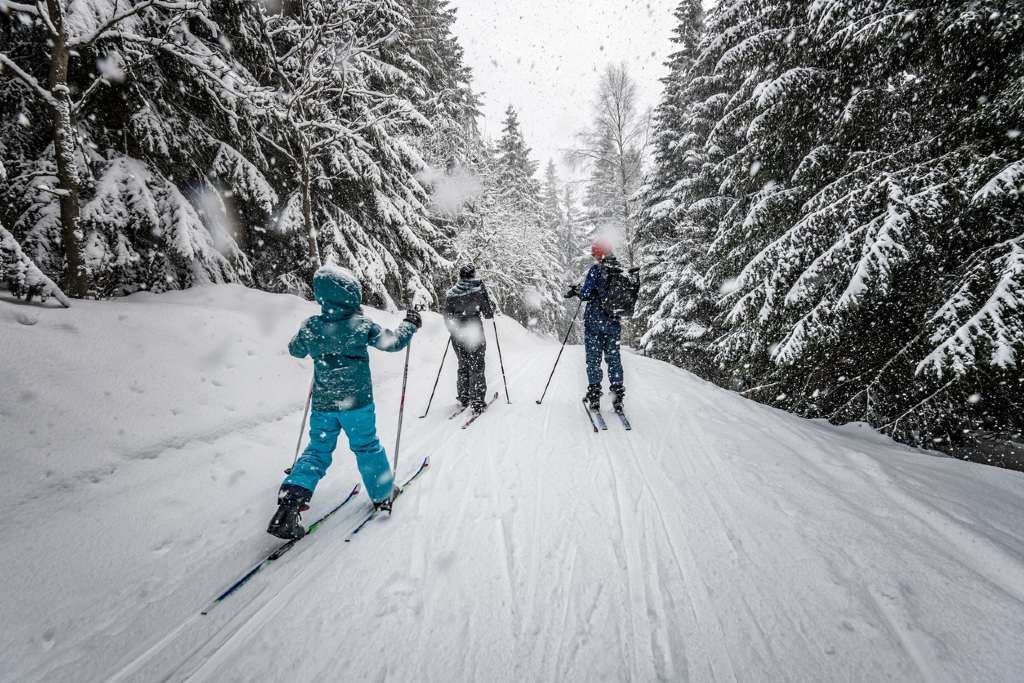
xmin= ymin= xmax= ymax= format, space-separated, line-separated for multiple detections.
xmin=316 ymin=263 xmax=361 ymax=286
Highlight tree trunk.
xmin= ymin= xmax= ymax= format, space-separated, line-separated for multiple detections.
xmin=47 ymin=0 xmax=89 ymax=298
xmin=300 ymin=149 xmax=321 ymax=269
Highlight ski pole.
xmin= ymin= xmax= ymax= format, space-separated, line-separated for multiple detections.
xmin=285 ymin=374 xmax=315 ymax=474
xmin=393 ymin=342 xmax=412 ymax=480
xmin=492 ymin=318 xmax=510 ymax=404
xmin=419 ymin=337 xmax=451 ymax=418
xmin=536 ymin=301 xmax=583 ymax=405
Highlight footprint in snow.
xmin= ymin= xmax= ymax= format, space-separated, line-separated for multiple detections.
xmin=433 ymin=550 xmax=458 ymax=573
xmin=373 ymin=575 xmax=421 ymax=617
xmin=41 ymin=628 xmax=56 ymax=650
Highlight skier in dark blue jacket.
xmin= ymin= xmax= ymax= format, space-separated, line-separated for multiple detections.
xmin=565 ymin=239 xmax=626 ymax=411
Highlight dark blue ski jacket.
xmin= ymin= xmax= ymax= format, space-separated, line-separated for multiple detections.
xmin=579 ymin=258 xmax=622 ymax=334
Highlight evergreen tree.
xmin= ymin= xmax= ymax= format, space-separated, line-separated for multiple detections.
xmin=1 ymin=0 xmax=268 ymax=297
xmin=635 ymin=0 xmax=714 ymax=367
xmin=453 ymin=107 xmax=561 ymax=333
xmin=542 ymin=160 xmax=585 ymax=337
xmin=1 ymin=0 xmax=474 ymax=308
xmin=634 ymin=0 xmax=1024 ymax=450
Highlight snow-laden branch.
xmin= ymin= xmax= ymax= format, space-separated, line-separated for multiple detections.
xmin=0 ymin=53 xmax=60 ymax=108
xmin=68 ymin=0 xmax=199 ymax=48
xmin=102 ymin=32 xmax=255 ymax=101
xmin=33 ymin=0 xmax=58 ymax=36
xmin=973 ymin=159 xmax=1024 ymax=204
xmin=0 ymin=221 xmax=72 ymax=307
xmin=0 ymin=0 xmax=40 ymax=15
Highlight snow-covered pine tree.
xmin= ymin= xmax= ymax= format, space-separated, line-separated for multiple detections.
xmin=250 ymin=0 xmax=450 ymax=309
xmin=451 ymin=107 xmax=561 ymax=333
xmin=1 ymin=0 xmax=266 ymax=297
xmin=636 ymin=0 xmax=704 ymax=241
xmin=636 ymin=0 xmax=1023 ymax=450
xmin=541 ymin=160 xmax=584 ymax=337
xmin=403 ymin=0 xmax=480 ymax=165
xmin=634 ymin=0 xmax=719 ymax=374
xmin=400 ymin=0 xmax=483 ymax=281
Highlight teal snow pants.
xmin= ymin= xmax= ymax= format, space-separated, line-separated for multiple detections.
xmin=282 ymin=403 xmax=394 ymax=503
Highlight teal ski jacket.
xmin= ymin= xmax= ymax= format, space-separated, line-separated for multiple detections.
xmin=289 ymin=266 xmax=416 ymax=412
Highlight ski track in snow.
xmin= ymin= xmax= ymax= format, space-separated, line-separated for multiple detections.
xmin=2 ymin=285 xmax=1024 ymax=682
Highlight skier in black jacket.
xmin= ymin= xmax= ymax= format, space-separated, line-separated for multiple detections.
xmin=444 ymin=264 xmax=495 ymax=413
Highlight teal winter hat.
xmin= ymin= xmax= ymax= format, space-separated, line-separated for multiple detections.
xmin=312 ymin=264 xmax=362 ymax=320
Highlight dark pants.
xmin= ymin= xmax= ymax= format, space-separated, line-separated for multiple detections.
xmin=453 ymin=337 xmax=487 ymax=406
xmin=585 ymin=324 xmax=623 ymax=386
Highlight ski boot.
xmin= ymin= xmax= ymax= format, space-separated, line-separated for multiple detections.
xmin=584 ymin=383 xmax=602 ymax=411
xmin=470 ymin=399 xmax=487 ymax=415
xmin=372 ymin=485 xmax=403 ymax=514
xmin=610 ymin=384 xmax=625 ymax=412
xmin=267 ymin=484 xmax=312 ymax=540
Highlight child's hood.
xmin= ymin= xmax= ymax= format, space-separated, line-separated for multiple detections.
xmin=313 ymin=264 xmax=362 ymax=321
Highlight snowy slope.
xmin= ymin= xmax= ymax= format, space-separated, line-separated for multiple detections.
xmin=2 ymin=285 xmax=1024 ymax=682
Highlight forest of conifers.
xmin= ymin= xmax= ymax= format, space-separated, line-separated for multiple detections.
xmin=2 ymin=1 xmax=1022 ymax=463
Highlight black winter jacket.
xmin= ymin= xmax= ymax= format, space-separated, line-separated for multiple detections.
xmin=444 ymin=279 xmax=495 ymax=321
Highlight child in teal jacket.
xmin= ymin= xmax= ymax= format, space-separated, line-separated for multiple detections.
xmin=268 ymin=264 xmax=421 ymax=540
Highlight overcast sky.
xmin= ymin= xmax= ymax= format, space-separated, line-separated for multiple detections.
xmin=449 ymin=0 xmax=685 ymax=180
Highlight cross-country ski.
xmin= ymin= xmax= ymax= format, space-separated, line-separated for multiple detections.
xmin=345 ymin=456 xmax=430 ymax=541
xmin=202 ymin=483 xmax=361 ymax=615
xmin=582 ymin=397 xmax=608 ymax=432
xmin=461 ymin=391 xmax=500 ymax=429
xmin=4 ymin=2 xmax=1024 ymax=682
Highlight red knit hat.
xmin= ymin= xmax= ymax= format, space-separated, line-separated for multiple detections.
xmin=591 ymin=239 xmax=613 ymax=261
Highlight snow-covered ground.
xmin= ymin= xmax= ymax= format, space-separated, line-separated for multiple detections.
xmin=2 ymin=285 xmax=1023 ymax=682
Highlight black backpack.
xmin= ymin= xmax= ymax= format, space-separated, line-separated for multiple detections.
xmin=598 ymin=262 xmax=640 ymax=319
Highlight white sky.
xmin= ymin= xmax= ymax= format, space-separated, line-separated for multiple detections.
xmin=449 ymin=0 xmax=685 ymax=181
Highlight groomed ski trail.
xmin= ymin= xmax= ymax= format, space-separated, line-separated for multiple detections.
xmin=3 ymin=286 xmax=1024 ymax=682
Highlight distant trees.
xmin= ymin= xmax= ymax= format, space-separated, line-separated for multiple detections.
xmin=568 ymin=63 xmax=650 ymax=267
xmin=452 ymin=107 xmax=563 ymax=333
xmin=636 ymin=0 xmax=1024 ymax=449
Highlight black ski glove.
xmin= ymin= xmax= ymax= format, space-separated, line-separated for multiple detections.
xmin=404 ymin=310 xmax=422 ymax=329
xmin=564 ymin=285 xmax=580 ymax=299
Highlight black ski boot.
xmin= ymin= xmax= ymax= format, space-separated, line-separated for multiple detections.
xmin=584 ymin=383 xmax=602 ymax=411
xmin=267 ymin=484 xmax=312 ymax=540
xmin=372 ymin=485 xmax=403 ymax=514
xmin=610 ymin=384 xmax=625 ymax=412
